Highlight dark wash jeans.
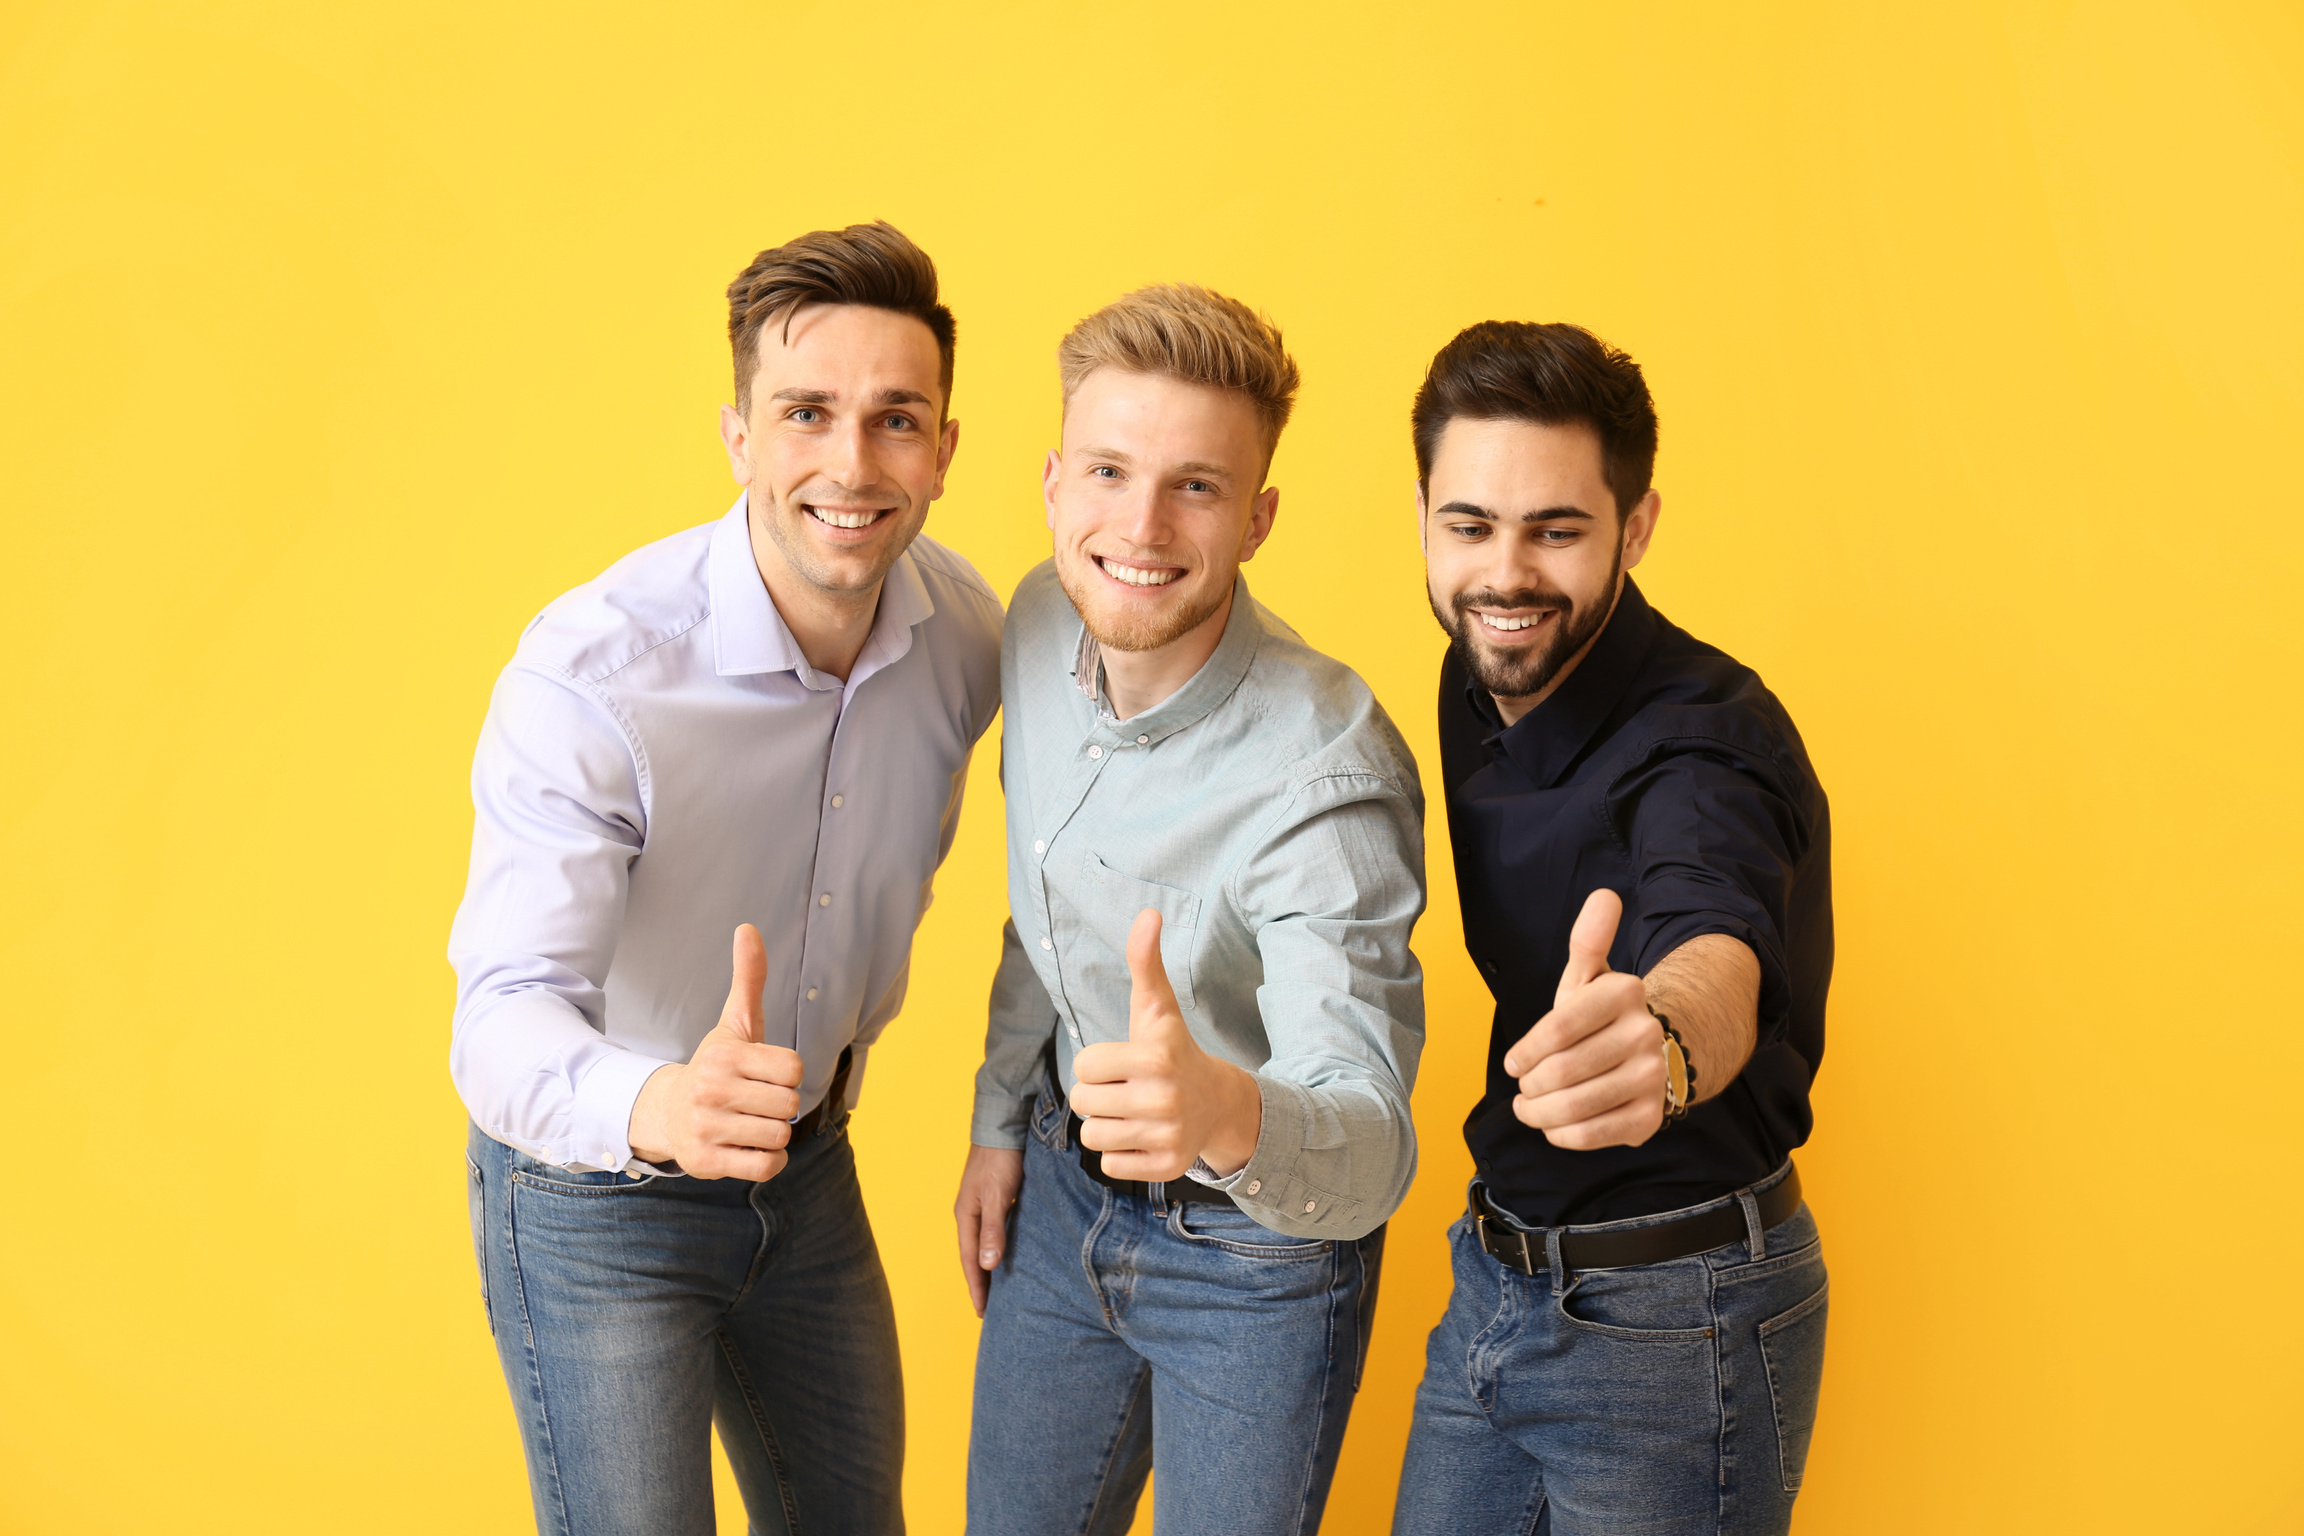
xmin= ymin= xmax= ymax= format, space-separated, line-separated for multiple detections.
xmin=1393 ymin=1162 xmax=1827 ymax=1536
xmin=968 ymin=1072 xmax=1383 ymax=1535
xmin=465 ymin=1115 xmax=903 ymax=1536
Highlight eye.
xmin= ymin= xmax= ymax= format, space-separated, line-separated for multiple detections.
xmin=883 ymin=413 xmax=915 ymax=432
xmin=1449 ymin=522 xmax=1489 ymax=540
xmin=1091 ymin=465 xmax=1122 ymax=480
xmin=790 ymin=407 xmax=821 ymax=424
xmin=1539 ymin=528 xmax=1581 ymax=545
xmin=1182 ymin=479 xmax=1215 ymax=494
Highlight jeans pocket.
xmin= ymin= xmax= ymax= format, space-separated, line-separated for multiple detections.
xmin=1758 ymin=1279 xmax=1829 ymax=1492
xmin=1554 ymin=1259 xmax=1720 ymax=1342
xmin=1167 ymin=1201 xmax=1331 ymax=1260
xmin=507 ymin=1151 xmax=658 ymax=1197
xmin=464 ymin=1153 xmax=493 ymax=1335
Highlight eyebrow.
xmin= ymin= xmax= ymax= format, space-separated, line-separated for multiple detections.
xmin=766 ymin=387 xmax=935 ymax=408
xmin=1076 ymin=447 xmax=1235 ymax=479
xmin=1434 ymin=501 xmax=1595 ymax=523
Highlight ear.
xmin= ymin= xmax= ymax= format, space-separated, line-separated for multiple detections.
xmin=1042 ymin=448 xmax=1063 ymax=531
xmin=1237 ymin=484 xmax=1280 ymax=563
xmin=1620 ymin=488 xmax=1662 ymax=570
xmin=720 ymin=403 xmax=753 ymax=488
xmin=930 ymin=416 xmax=961 ymax=502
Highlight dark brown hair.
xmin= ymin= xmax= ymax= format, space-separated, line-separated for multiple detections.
xmin=726 ymin=221 xmax=956 ymax=414
xmin=1410 ymin=321 xmax=1658 ymax=517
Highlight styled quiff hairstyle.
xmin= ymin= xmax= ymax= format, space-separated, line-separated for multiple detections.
xmin=1410 ymin=321 xmax=1659 ymax=518
xmin=726 ymin=220 xmax=956 ymax=414
xmin=1057 ymin=284 xmax=1300 ymax=470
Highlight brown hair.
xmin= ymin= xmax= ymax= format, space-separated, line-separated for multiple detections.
xmin=1411 ymin=321 xmax=1659 ymax=517
xmin=725 ymin=221 xmax=956 ymax=414
xmin=1056 ymin=284 xmax=1300 ymax=469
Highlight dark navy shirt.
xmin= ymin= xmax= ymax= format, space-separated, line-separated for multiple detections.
xmin=1439 ymin=578 xmax=1833 ymax=1227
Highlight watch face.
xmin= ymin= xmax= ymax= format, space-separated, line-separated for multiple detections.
xmin=1664 ymin=1037 xmax=1691 ymax=1107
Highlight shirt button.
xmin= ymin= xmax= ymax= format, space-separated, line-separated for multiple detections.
xmin=818 ymin=893 xmax=832 ymax=907
xmin=1246 ymin=1179 xmax=1261 ymax=1195
xmin=1039 ymin=936 xmax=1053 ymax=951
xmin=1034 ymin=840 xmax=1046 ymax=855
xmin=806 ymin=987 xmax=819 ymax=1001
xmin=1088 ymin=745 xmax=1104 ymax=760
xmin=830 ymin=794 xmax=844 ymax=808
xmin=1303 ymin=1200 xmax=1317 ymax=1214
xmin=1136 ymin=735 xmax=1149 ymax=745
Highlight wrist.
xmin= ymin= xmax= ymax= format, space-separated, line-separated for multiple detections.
xmin=627 ymin=1063 xmax=683 ymax=1164
xmin=1197 ymin=1063 xmax=1263 ymax=1177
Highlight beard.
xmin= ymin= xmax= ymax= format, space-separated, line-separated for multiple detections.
xmin=1431 ymin=544 xmax=1622 ymax=705
xmin=1057 ymin=555 xmax=1231 ymax=653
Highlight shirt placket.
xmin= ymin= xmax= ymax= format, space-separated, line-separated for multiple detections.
xmin=789 ymin=687 xmax=850 ymax=1073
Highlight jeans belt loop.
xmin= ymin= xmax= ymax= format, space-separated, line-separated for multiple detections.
xmin=1737 ymin=1187 xmax=1766 ymax=1260
xmin=1543 ymin=1226 xmax=1568 ymax=1296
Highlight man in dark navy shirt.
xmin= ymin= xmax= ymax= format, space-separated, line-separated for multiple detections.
xmin=1392 ymin=322 xmax=1833 ymax=1536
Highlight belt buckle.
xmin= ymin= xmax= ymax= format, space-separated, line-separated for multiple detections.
xmin=1476 ymin=1208 xmax=1543 ymax=1276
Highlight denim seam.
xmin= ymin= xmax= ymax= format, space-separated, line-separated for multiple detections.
xmin=503 ymin=1182 xmax=573 ymax=1536
xmin=1708 ymin=1261 xmax=1732 ymax=1523
xmin=1075 ymin=1364 xmax=1152 ymax=1536
xmin=714 ymin=1326 xmax=804 ymax=1532
xmin=1164 ymin=1204 xmax=1329 ymax=1260
xmin=1758 ymin=1278 xmax=1830 ymax=1493
xmin=507 ymin=1169 xmax=655 ymax=1197
xmin=1283 ymin=1240 xmax=1345 ymax=1536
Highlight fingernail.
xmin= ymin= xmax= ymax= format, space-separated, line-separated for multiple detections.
xmin=980 ymin=1250 xmax=998 ymax=1266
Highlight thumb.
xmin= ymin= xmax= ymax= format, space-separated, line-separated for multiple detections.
xmin=1125 ymin=908 xmax=1186 ymax=1044
xmin=718 ymin=923 xmax=768 ymax=1044
xmin=1556 ymin=888 xmax=1623 ymax=1006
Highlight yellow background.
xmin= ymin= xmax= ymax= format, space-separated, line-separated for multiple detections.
xmin=4 ymin=2 xmax=2300 ymax=1531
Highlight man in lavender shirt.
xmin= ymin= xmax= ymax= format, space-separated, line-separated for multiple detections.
xmin=448 ymin=222 xmax=999 ymax=1536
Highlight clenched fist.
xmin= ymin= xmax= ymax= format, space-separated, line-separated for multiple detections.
xmin=627 ymin=924 xmax=806 ymax=1179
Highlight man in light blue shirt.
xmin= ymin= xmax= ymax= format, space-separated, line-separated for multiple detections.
xmin=450 ymin=222 xmax=999 ymax=1536
xmin=955 ymin=285 xmax=1427 ymax=1534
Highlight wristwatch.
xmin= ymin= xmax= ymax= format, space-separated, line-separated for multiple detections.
xmin=1655 ymin=1011 xmax=1696 ymax=1125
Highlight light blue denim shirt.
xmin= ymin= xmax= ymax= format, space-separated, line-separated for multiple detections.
xmin=973 ymin=561 xmax=1426 ymax=1240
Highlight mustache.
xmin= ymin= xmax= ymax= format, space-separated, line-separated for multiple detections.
xmin=1450 ymin=588 xmax=1573 ymax=618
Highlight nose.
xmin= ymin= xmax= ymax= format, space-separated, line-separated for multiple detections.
xmin=1111 ymin=480 xmax=1169 ymax=550
xmin=824 ymin=417 xmax=880 ymax=491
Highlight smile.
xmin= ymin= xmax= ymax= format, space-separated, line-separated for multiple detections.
xmin=806 ymin=505 xmax=891 ymax=531
xmin=1474 ymin=610 xmax=1553 ymax=634
xmin=1095 ymin=555 xmax=1182 ymax=588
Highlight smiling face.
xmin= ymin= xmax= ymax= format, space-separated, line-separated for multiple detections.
xmin=1420 ymin=416 xmax=1660 ymax=718
xmin=1046 ymin=368 xmax=1278 ymax=653
xmin=719 ymin=302 xmax=958 ymax=602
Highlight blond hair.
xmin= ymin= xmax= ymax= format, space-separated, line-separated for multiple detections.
xmin=1056 ymin=284 xmax=1300 ymax=468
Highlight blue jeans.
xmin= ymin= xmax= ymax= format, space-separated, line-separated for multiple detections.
xmin=1393 ymin=1165 xmax=1827 ymax=1536
xmin=465 ymin=1115 xmax=903 ymax=1536
xmin=968 ymin=1075 xmax=1383 ymax=1535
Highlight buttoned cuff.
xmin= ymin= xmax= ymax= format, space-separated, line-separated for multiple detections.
xmin=1186 ymin=1075 xmax=1362 ymax=1237
xmin=969 ymin=1090 xmax=1032 ymax=1152
xmin=568 ymin=1047 xmax=678 ymax=1175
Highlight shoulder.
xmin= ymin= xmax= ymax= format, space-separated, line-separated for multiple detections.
xmin=906 ymin=532 xmax=1004 ymax=631
xmin=1243 ymin=598 xmax=1421 ymax=804
xmin=511 ymin=520 xmax=715 ymax=687
xmin=1619 ymin=610 xmax=1824 ymax=802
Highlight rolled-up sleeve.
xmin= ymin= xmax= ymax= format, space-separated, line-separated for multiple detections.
xmin=1190 ymin=771 xmax=1427 ymax=1241
xmin=446 ymin=663 xmax=663 ymax=1172
xmin=1612 ymin=743 xmax=1809 ymax=1046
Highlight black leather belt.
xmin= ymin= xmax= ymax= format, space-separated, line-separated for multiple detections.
xmin=794 ymin=1047 xmax=854 ymax=1139
xmin=1474 ymin=1164 xmax=1802 ymax=1275
xmin=1067 ymin=1113 xmax=1236 ymax=1205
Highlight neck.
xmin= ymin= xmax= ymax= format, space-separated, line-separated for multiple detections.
xmin=1100 ymin=583 xmax=1237 ymax=721
xmin=1490 ymin=574 xmax=1625 ymax=728
xmin=749 ymin=513 xmax=880 ymax=682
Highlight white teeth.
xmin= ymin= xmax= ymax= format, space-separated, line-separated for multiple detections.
xmin=1098 ymin=557 xmax=1180 ymax=587
xmin=1478 ymin=612 xmax=1544 ymax=632
xmin=809 ymin=507 xmax=884 ymax=530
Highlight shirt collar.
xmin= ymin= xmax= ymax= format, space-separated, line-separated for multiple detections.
xmin=1066 ymin=572 xmax=1265 ymax=747
xmin=1474 ymin=576 xmax=1661 ymax=788
xmin=709 ymin=493 xmax=936 ymax=689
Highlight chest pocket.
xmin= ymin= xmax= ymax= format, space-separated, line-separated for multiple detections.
xmin=1081 ymin=852 xmax=1202 ymax=1018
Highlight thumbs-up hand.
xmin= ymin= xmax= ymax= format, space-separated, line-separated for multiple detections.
xmin=627 ymin=924 xmax=807 ymax=1179
xmin=1499 ymin=889 xmax=1670 ymax=1151
xmin=1070 ymin=909 xmax=1263 ymax=1183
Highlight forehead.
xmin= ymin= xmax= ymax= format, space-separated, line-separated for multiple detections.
xmin=1062 ymin=369 xmax=1262 ymax=465
xmin=753 ymin=303 xmax=943 ymax=392
xmin=1429 ymin=417 xmax=1607 ymax=494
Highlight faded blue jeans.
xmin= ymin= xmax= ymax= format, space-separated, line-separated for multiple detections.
xmin=465 ymin=1114 xmax=903 ymax=1536
xmin=968 ymin=1073 xmax=1384 ymax=1535
xmin=1393 ymin=1164 xmax=1827 ymax=1536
